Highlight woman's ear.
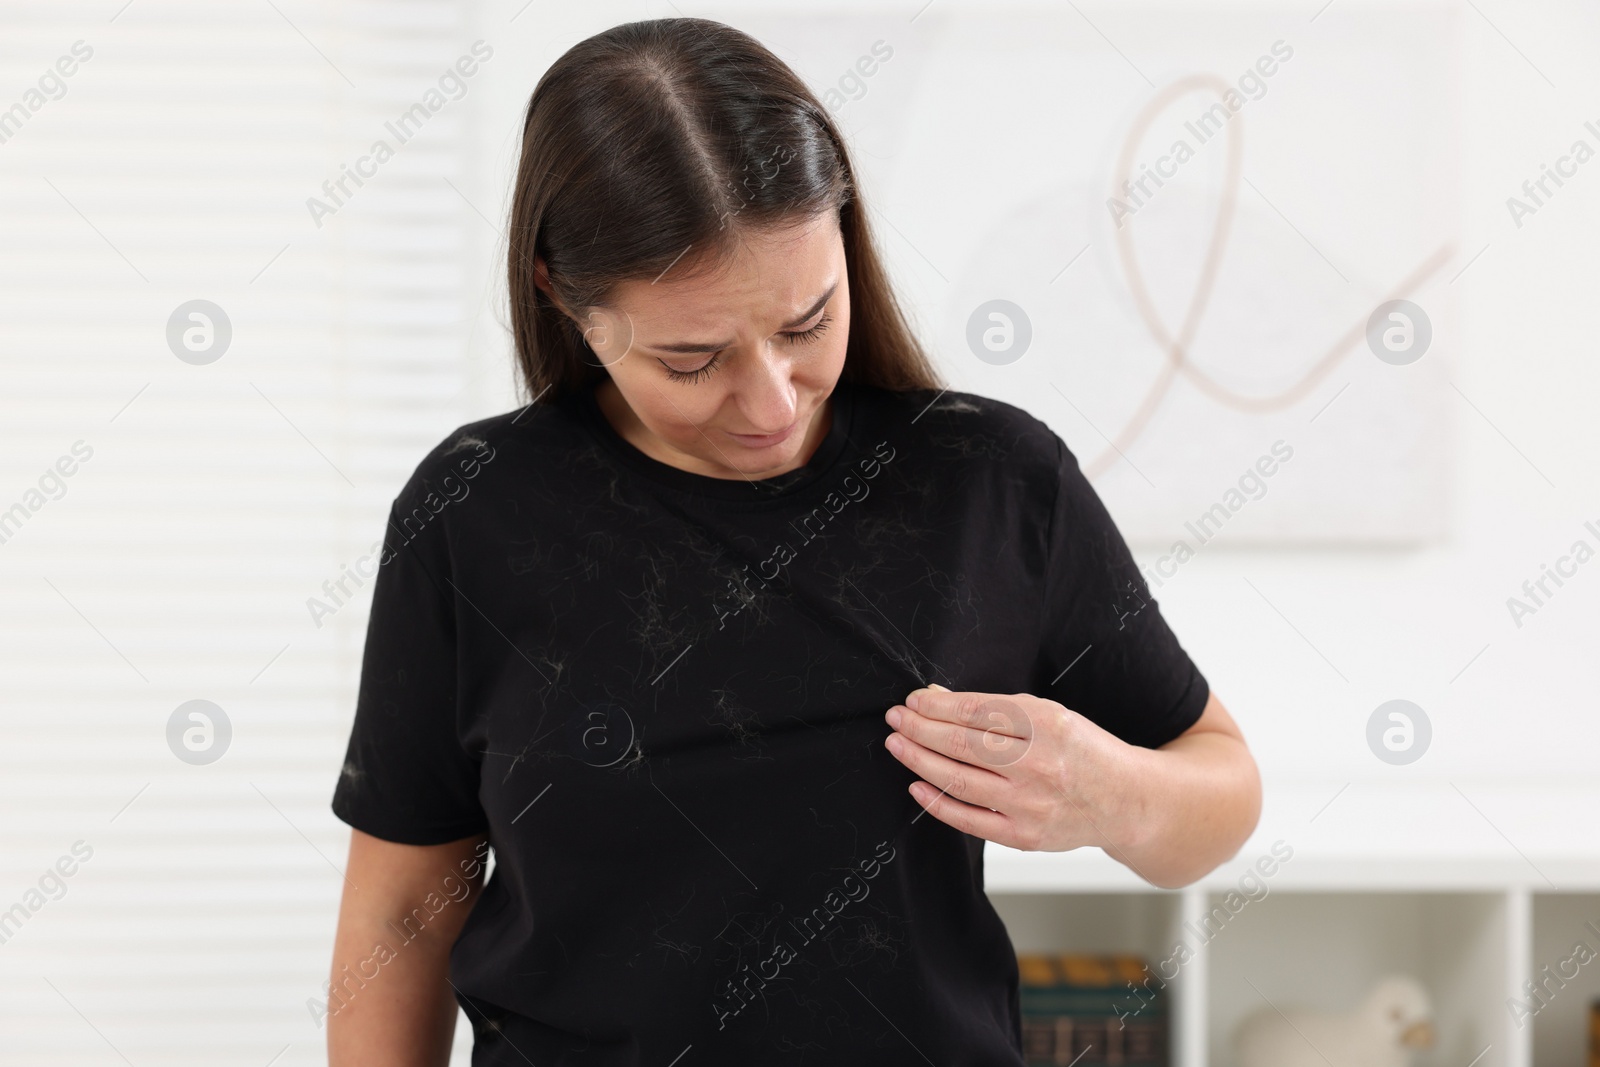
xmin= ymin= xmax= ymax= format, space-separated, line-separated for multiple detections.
xmin=532 ymin=258 xmax=632 ymax=363
xmin=532 ymin=256 xmax=579 ymax=323
xmin=534 ymin=259 xmax=585 ymax=326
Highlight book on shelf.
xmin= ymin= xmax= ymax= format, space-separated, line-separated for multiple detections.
xmin=1589 ymin=998 xmax=1600 ymax=1067
xmin=1017 ymin=953 xmax=1167 ymax=1067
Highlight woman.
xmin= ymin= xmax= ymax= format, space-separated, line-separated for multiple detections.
xmin=327 ymin=17 xmax=1261 ymax=1066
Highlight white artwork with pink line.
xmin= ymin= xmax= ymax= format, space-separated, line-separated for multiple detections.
xmin=747 ymin=4 xmax=1459 ymax=547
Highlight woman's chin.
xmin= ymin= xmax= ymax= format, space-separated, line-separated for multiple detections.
xmin=712 ymin=437 xmax=805 ymax=478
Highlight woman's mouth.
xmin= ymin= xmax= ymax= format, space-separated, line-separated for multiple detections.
xmin=726 ymin=419 xmax=799 ymax=447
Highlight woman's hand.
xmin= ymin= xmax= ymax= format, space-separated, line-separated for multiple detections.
xmin=883 ymin=686 xmax=1137 ymax=853
xmin=883 ymin=685 xmax=1261 ymax=888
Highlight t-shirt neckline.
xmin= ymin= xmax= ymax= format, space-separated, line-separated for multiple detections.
xmin=568 ymin=379 xmax=858 ymax=504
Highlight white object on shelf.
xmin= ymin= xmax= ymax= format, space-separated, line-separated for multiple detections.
xmin=1233 ymin=975 xmax=1435 ymax=1067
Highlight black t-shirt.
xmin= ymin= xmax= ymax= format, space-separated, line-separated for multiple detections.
xmin=331 ymin=378 xmax=1209 ymax=1067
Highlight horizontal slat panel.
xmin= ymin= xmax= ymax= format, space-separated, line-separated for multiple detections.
xmin=0 ymin=1 xmax=478 ymax=1062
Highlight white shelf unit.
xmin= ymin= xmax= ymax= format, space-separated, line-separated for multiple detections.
xmin=1528 ymin=892 xmax=1600 ymax=1067
xmin=985 ymin=849 xmax=1600 ymax=1067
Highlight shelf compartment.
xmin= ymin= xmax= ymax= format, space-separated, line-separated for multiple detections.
xmin=1203 ymin=890 xmax=1509 ymax=1067
xmin=1529 ymin=892 xmax=1600 ymax=1067
xmin=988 ymin=891 xmax=1191 ymax=1066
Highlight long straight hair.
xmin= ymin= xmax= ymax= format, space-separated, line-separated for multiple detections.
xmin=506 ymin=17 xmax=943 ymax=403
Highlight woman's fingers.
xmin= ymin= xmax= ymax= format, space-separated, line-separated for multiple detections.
xmin=884 ymin=728 xmax=1009 ymax=810
xmin=905 ymin=778 xmax=1022 ymax=845
xmin=887 ymin=697 xmax=1034 ymax=771
xmin=903 ymin=687 xmax=1035 ymax=741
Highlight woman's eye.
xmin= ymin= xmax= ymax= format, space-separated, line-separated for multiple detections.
xmin=785 ymin=312 xmax=832 ymax=345
xmin=658 ymin=312 xmax=831 ymax=383
xmin=661 ymin=353 xmax=721 ymax=384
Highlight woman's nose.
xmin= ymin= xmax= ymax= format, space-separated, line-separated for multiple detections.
xmin=728 ymin=349 xmax=798 ymax=431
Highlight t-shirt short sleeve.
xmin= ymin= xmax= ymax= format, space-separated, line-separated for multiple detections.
xmin=1035 ymin=434 xmax=1210 ymax=749
xmin=330 ymin=500 xmax=488 ymax=845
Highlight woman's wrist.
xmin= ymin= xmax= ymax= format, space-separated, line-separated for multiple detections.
xmin=1103 ymin=729 xmax=1261 ymax=888
xmin=1091 ymin=732 xmax=1163 ymax=871
xmin=1048 ymin=707 xmax=1156 ymax=862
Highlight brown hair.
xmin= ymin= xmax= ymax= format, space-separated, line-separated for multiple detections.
xmin=506 ymin=17 xmax=943 ymax=403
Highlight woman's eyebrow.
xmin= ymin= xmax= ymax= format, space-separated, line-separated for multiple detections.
xmin=647 ymin=281 xmax=838 ymax=354
xmin=780 ymin=282 xmax=838 ymax=329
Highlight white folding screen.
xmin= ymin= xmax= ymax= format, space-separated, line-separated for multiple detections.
xmin=0 ymin=1 xmax=484 ymax=1062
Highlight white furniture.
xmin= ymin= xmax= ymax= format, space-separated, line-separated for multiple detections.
xmin=986 ymin=827 xmax=1600 ymax=1067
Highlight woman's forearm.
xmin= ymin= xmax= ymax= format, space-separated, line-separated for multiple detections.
xmin=1106 ymin=724 xmax=1262 ymax=889
xmin=327 ymin=831 xmax=488 ymax=1067
xmin=327 ymin=914 xmax=461 ymax=1066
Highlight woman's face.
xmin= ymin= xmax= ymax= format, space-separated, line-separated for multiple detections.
xmin=575 ymin=211 xmax=850 ymax=481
